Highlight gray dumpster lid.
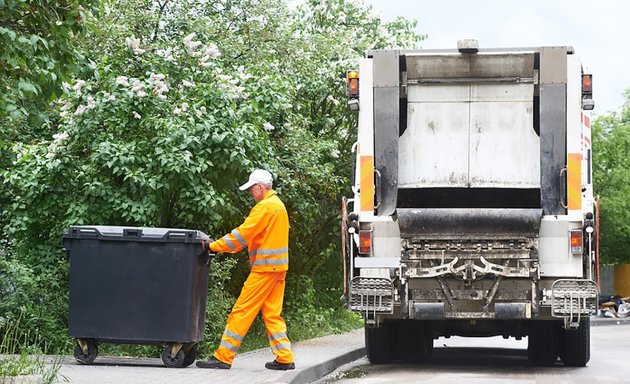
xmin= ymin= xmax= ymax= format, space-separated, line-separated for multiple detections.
xmin=64 ymin=225 xmax=209 ymax=242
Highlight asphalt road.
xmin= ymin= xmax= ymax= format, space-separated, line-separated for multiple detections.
xmin=316 ymin=323 xmax=630 ymax=384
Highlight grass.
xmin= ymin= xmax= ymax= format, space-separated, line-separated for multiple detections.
xmin=0 ymin=315 xmax=64 ymax=384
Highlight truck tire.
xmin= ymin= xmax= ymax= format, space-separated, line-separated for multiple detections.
xmin=398 ymin=320 xmax=432 ymax=363
xmin=527 ymin=320 xmax=560 ymax=366
xmin=559 ymin=318 xmax=590 ymax=367
xmin=365 ymin=322 xmax=394 ymax=364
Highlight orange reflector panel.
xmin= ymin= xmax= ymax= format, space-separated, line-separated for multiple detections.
xmin=582 ymin=74 xmax=592 ymax=95
xmin=567 ymin=153 xmax=582 ymax=210
xmin=359 ymin=230 xmax=371 ymax=254
xmin=570 ymin=230 xmax=583 ymax=254
xmin=347 ymin=70 xmax=359 ymax=98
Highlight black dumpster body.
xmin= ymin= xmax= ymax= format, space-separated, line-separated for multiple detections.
xmin=63 ymin=226 xmax=210 ymax=367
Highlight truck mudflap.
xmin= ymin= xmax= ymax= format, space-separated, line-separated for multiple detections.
xmin=350 ymin=277 xmax=394 ymax=323
xmin=547 ymin=279 xmax=598 ymax=329
xmin=397 ymin=208 xmax=542 ymax=238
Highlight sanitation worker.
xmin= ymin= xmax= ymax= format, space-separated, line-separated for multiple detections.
xmin=197 ymin=169 xmax=295 ymax=370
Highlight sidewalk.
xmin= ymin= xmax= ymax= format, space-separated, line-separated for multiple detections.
xmin=54 ymin=317 xmax=629 ymax=384
xmin=57 ymin=328 xmax=365 ymax=384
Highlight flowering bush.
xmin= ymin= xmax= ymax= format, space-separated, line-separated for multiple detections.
xmin=1 ymin=0 xmax=424 ymax=354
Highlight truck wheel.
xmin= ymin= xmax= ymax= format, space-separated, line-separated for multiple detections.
xmin=399 ymin=320 xmax=432 ymax=363
xmin=527 ymin=320 xmax=560 ymax=366
xmin=365 ymin=323 xmax=393 ymax=364
xmin=161 ymin=345 xmax=186 ymax=368
xmin=559 ymin=318 xmax=590 ymax=367
xmin=74 ymin=339 xmax=98 ymax=364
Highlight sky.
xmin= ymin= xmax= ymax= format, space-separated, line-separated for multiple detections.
xmin=362 ymin=0 xmax=629 ymax=115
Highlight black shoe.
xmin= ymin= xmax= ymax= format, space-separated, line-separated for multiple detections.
xmin=196 ymin=356 xmax=231 ymax=369
xmin=265 ymin=359 xmax=295 ymax=370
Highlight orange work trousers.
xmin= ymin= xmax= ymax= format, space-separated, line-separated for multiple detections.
xmin=214 ymin=271 xmax=293 ymax=365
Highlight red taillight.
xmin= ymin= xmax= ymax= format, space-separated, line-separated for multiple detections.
xmin=582 ymin=74 xmax=593 ymax=96
xmin=347 ymin=70 xmax=359 ymax=99
xmin=359 ymin=230 xmax=371 ymax=254
xmin=570 ymin=230 xmax=583 ymax=254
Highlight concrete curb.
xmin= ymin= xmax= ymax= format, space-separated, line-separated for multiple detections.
xmin=287 ymin=346 xmax=366 ymax=384
xmin=590 ymin=317 xmax=630 ymax=326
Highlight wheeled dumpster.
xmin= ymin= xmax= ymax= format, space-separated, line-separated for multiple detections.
xmin=62 ymin=226 xmax=211 ymax=368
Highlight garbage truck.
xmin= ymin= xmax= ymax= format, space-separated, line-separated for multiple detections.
xmin=341 ymin=40 xmax=598 ymax=367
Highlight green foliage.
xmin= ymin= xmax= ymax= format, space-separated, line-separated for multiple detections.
xmin=1 ymin=0 xmax=425 ymax=356
xmin=592 ymin=89 xmax=630 ymax=264
xmin=0 ymin=0 xmax=99 ymax=139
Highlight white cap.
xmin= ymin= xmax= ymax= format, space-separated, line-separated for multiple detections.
xmin=239 ymin=169 xmax=273 ymax=190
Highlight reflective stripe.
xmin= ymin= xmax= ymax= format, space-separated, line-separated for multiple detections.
xmin=224 ymin=328 xmax=244 ymax=342
xmin=231 ymin=229 xmax=246 ymax=246
xmin=222 ymin=235 xmax=237 ymax=251
xmin=268 ymin=332 xmax=288 ymax=341
xmin=270 ymin=342 xmax=292 ymax=352
xmin=249 ymin=247 xmax=288 ymax=257
xmin=253 ymin=257 xmax=288 ymax=266
xmin=220 ymin=339 xmax=240 ymax=352
xmin=360 ymin=156 xmax=374 ymax=212
xmin=567 ymin=153 xmax=582 ymax=210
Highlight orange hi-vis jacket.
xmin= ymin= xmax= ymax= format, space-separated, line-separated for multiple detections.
xmin=210 ymin=190 xmax=289 ymax=272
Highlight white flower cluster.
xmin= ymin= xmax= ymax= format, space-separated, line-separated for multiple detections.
xmin=53 ymin=131 xmax=69 ymax=142
xmin=47 ymin=131 xmax=70 ymax=158
xmin=149 ymin=73 xmax=169 ymax=100
xmin=173 ymin=102 xmax=189 ymax=115
xmin=216 ymin=71 xmax=246 ymax=99
xmin=59 ymin=101 xmax=73 ymax=117
xmin=183 ymin=33 xmax=221 ymax=68
xmin=157 ymin=47 xmax=175 ymax=62
xmin=199 ymin=44 xmax=221 ymax=68
xmin=115 ymin=74 xmax=169 ymax=99
xmin=87 ymin=96 xmax=96 ymax=110
xmin=183 ymin=33 xmax=202 ymax=55
xmin=195 ymin=106 xmax=206 ymax=117
xmin=125 ymin=36 xmax=146 ymax=55
xmin=131 ymin=79 xmax=148 ymax=97
xmin=262 ymin=122 xmax=275 ymax=132
xmin=72 ymin=80 xmax=86 ymax=96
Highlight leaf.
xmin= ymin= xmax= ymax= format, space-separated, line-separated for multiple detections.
xmin=18 ymin=79 xmax=38 ymax=95
xmin=17 ymin=35 xmax=30 ymax=45
xmin=0 ymin=26 xmax=16 ymax=41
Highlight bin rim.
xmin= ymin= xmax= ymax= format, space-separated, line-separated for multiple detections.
xmin=63 ymin=225 xmax=209 ymax=243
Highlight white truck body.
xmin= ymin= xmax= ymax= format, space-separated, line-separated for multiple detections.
xmin=343 ymin=41 xmax=597 ymax=366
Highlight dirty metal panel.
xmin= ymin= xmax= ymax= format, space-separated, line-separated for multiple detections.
xmin=539 ymin=84 xmax=567 ymax=215
xmin=469 ymin=53 xmax=535 ymax=78
xmin=539 ymin=47 xmax=567 ymax=85
xmin=399 ymin=102 xmax=469 ymax=188
xmin=372 ymin=50 xmax=400 ymax=87
xmin=373 ymin=87 xmax=399 ymax=216
xmin=406 ymin=55 xmax=470 ymax=79
xmin=407 ymin=84 xmax=469 ymax=103
xmin=470 ymin=83 xmax=533 ymax=102
xmin=469 ymin=95 xmax=540 ymax=188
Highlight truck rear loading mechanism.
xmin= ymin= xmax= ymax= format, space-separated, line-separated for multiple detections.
xmin=342 ymin=39 xmax=598 ymax=367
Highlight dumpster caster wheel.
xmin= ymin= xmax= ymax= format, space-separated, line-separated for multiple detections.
xmin=161 ymin=345 xmax=186 ymax=368
xmin=182 ymin=345 xmax=198 ymax=367
xmin=74 ymin=340 xmax=98 ymax=364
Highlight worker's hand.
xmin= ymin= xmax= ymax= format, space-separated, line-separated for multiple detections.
xmin=201 ymin=239 xmax=211 ymax=253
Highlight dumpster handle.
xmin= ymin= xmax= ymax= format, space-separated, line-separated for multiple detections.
xmin=72 ymin=227 xmax=100 ymax=238
xmin=163 ymin=230 xmax=196 ymax=243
